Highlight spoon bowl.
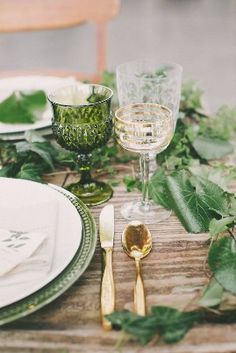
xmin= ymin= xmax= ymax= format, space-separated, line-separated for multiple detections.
xmin=122 ymin=221 xmax=152 ymax=259
xmin=122 ymin=221 xmax=152 ymax=315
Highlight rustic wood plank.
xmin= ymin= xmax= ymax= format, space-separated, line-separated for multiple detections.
xmin=1 ymin=324 xmax=236 ymax=353
xmin=0 ymin=173 xmax=236 ymax=352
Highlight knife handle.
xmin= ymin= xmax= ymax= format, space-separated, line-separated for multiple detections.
xmin=101 ymin=247 xmax=115 ymax=330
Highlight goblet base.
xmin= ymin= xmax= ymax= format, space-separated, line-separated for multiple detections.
xmin=67 ymin=180 xmax=113 ymax=207
xmin=120 ymin=200 xmax=171 ymax=224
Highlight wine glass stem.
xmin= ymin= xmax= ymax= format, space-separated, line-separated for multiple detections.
xmin=140 ymin=153 xmax=151 ymax=211
xmin=78 ymin=153 xmax=92 ymax=185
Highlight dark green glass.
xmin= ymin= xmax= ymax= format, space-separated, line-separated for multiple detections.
xmin=48 ymin=84 xmax=113 ymax=206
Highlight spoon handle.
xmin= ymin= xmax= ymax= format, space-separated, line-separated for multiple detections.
xmin=134 ymin=259 xmax=146 ymax=316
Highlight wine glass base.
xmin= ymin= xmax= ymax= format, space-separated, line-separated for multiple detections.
xmin=67 ymin=180 xmax=113 ymax=207
xmin=120 ymin=200 xmax=171 ymax=224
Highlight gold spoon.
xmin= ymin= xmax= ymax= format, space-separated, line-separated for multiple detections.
xmin=122 ymin=221 xmax=152 ymax=316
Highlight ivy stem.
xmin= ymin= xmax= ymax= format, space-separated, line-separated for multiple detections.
xmin=203 ymin=237 xmax=214 ymax=278
xmin=228 ymin=227 xmax=236 ymax=241
xmin=61 ymin=172 xmax=70 ymax=188
xmin=114 ymin=330 xmax=130 ymax=352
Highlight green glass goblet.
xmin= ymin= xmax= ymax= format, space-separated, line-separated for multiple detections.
xmin=48 ymin=84 xmax=113 ymax=206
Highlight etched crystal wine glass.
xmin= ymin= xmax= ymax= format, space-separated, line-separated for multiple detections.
xmin=116 ymin=61 xmax=182 ymax=172
xmin=48 ymin=84 xmax=113 ymax=206
xmin=116 ymin=61 xmax=182 ymax=121
xmin=115 ymin=103 xmax=175 ymax=223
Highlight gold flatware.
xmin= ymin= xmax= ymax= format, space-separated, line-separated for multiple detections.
xmin=99 ymin=204 xmax=115 ymax=330
xmin=122 ymin=221 xmax=152 ymax=316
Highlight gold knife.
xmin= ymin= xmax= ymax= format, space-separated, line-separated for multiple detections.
xmin=99 ymin=204 xmax=115 ymax=331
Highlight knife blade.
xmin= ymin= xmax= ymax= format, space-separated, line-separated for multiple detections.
xmin=99 ymin=204 xmax=114 ymax=248
xmin=99 ymin=204 xmax=115 ymax=331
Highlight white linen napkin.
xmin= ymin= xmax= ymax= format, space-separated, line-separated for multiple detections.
xmin=0 ymin=200 xmax=58 ymax=292
xmin=0 ymin=228 xmax=47 ymax=276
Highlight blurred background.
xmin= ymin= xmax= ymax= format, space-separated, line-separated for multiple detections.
xmin=0 ymin=0 xmax=235 ymax=112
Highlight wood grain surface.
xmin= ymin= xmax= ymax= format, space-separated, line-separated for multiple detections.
xmin=1 ymin=172 xmax=236 ymax=353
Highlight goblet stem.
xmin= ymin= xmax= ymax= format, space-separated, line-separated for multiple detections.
xmin=66 ymin=152 xmax=112 ymax=206
xmin=78 ymin=153 xmax=92 ymax=185
xmin=140 ymin=153 xmax=151 ymax=211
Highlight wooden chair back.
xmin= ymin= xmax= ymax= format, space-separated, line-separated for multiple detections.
xmin=0 ymin=0 xmax=120 ymax=81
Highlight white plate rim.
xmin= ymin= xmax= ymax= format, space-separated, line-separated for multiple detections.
xmin=0 ymin=75 xmax=79 ymax=135
xmin=0 ymin=177 xmax=82 ymax=308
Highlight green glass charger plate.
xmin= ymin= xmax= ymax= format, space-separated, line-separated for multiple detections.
xmin=0 ymin=184 xmax=97 ymax=326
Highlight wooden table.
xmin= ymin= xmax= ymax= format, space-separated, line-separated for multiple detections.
xmin=1 ymin=173 xmax=236 ymax=353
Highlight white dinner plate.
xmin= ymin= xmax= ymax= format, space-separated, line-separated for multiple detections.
xmin=0 ymin=177 xmax=82 ymax=308
xmin=0 ymin=75 xmax=80 ymax=135
xmin=0 ymin=127 xmax=53 ymax=141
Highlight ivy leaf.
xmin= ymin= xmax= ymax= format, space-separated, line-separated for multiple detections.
xmin=229 ymin=197 xmax=236 ymax=216
xmin=0 ymin=90 xmax=47 ymax=124
xmin=123 ymin=176 xmax=136 ymax=192
xmin=16 ymin=163 xmax=43 ymax=182
xmin=0 ymin=138 xmax=77 ymax=182
xmin=198 ymin=278 xmax=224 ymax=308
xmin=54 ymin=148 xmax=77 ymax=169
xmin=202 ymin=105 xmax=236 ymax=141
xmin=180 ymin=80 xmax=204 ymax=113
xmin=0 ymin=140 xmax=17 ymax=164
xmin=123 ymin=175 xmax=141 ymax=192
xmin=106 ymin=310 xmax=137 ymax=327
xmin=29 ymin=143 xmax=55 ymax=170
xmin=151 ymin=306 xmax=202 ymax=344
xmin=20 ymin=90 xmax=47 ymax=108
xmin=107 ymin=306 xmax=202 ymax=345
xmin=208 ymin=237 xmax=236 ymax=294
xmin=219 ymin=291 xmax=236 ymax=311
xmin=149 ymin=169 xmax=171 ymax=209
xmin=209 ymin=216 xmax=236 ymax=237
xmin=156 ymin=119 xmax=196 ymax=171
xmin=107 ymin=311 xmax=158 ymax=345
xmin=189 ymin=164 xmax=235 ymax=192
xmin=122 ymin=316 xmax=159 ymax=345
xmin=165 ymin=171 xmax=229 ymax=233
xmin=101 ymin=71 xmax=116 ymax=91
xmin=16 ymin=141 xmax=54 ymax=170
xmin=0 ymin=163 xmax=18 ymax=177
xmin=192 ymin=136 xmax=233 ymax=160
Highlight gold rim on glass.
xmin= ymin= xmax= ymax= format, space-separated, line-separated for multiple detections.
xmin=115 ymin=103 xmax=172 ymax=125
